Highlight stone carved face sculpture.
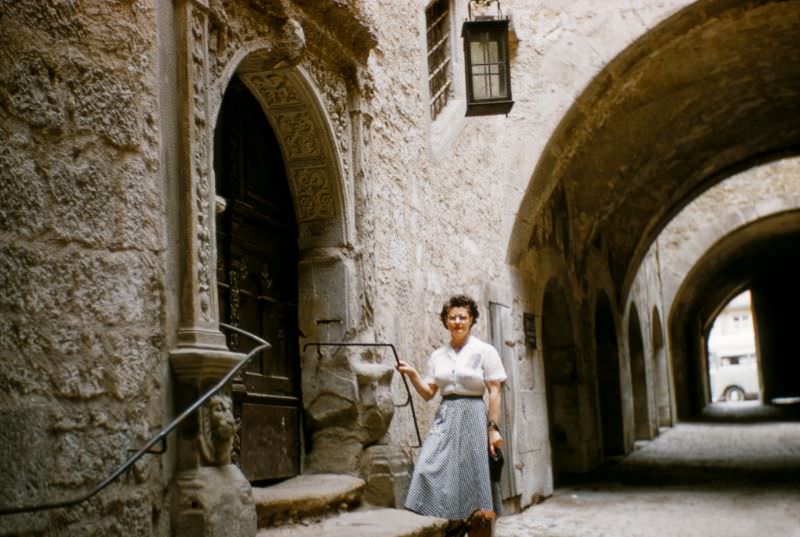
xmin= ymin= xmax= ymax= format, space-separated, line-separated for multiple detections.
xmin=201 ymin=394 xmax=237 ymax=466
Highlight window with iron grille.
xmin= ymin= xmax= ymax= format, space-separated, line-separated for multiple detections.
xmin=426 ymin=0 xmax=452 ymax=120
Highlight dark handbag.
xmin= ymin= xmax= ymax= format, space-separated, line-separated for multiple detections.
xmin=489 ymin=447 xmax=504 ymax=482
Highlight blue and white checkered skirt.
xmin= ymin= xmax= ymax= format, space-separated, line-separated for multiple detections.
xmin=404 ymin=396 xmax=493 ymax=520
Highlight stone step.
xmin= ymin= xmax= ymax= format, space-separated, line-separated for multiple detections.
xmin=253 ymin=473 xmax=366 ymax=528
xmin=255 ymin=507 xmax=448 ymax=537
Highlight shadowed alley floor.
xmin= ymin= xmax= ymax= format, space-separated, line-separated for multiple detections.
xmin=496 ymin=402 xmax=800 ymax=537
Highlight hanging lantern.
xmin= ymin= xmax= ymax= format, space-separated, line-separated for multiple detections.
xmin=462 ymin=1 xmax=513 ymax=116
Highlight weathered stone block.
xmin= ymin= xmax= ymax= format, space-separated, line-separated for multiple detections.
xmin=359 ymin=444 xmax=412 ymax=508
xmin=2 ymin=52 xmax=64 ymax=129
xmin=306 ymin=428 xmax=363 ymax=474
xmin=0 ymin=245 xmax=162 ymax=328
xmin=47 ymin=157 xmax=117 ymax=245
xmin=306 ymin=392 xmax=357 ymax=429
xmin=0 ymin=143 xmax=47 ymax=237
xmin=170 ymin=465 xmax=257 ymax=537
xmin=116 ymin=158 xmax=162 ymax=251
xmin=0 ymin=406 xmax=50 ymax=509
xmin=69 ymin=63 xmax=144 ymax=149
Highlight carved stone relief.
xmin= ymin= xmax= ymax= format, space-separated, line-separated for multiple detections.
xmin=273 ymin=111 xmax=322 ymax=160
xmin=246 ymin=73 xmax=302 ymax=108
xmin=190 ymin=6 xmax=214 ymax=323
xmin=293 ymin=166 xmax=336 ymax=221
xmin=227 ymin=258 xmax=248 ymax=349
xmin=199 ymin=394 xmax=237 ymax=466
xmin=239 ymin=70 xmax=340 ymax=226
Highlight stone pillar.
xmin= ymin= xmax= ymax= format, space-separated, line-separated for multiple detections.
xmin=171 ymin=0 xmax=223 ymax=352
xmin=168 ymin=1 xmax=255 ymax=536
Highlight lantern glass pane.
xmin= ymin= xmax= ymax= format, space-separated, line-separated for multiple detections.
xmin=471 ymin=66 xmax=507 ymax=100
xmin=470 ymin=40 xmax=483 ymax=62
xmin=488 ymin=40 xmax=499 ymax=62
xmin=466 ymin=27 xmax=508 ymax=101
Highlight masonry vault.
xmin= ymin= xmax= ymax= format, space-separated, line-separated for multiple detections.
xmin=510 ymin=0 xmax=800 ymax=472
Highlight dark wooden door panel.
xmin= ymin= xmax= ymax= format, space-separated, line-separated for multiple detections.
xmin=240 ymin=403 xmax=300 ymax=481
xmin=215 ymin=76 xmax=300 ymax=482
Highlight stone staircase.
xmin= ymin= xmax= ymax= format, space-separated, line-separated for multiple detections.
xmin=253 ymin=473 xmax=448 ymax=537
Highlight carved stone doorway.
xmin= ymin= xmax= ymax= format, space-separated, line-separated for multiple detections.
xmin=214 ymin=76 xmax=301 ymax=482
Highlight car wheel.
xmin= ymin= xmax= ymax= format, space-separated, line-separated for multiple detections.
xmin=723 ymin=386 xmax=745 ymax=402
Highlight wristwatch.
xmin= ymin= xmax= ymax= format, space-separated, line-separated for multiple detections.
xmin=487 ymin=420 xmax=500 ymax=433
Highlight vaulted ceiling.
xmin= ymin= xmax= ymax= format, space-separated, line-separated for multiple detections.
xmin=513 ymin=0 xmax=800 ymax=299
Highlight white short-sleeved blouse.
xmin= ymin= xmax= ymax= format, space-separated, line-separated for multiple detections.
xmin=423 ymin=335 xmax=507 ymax=396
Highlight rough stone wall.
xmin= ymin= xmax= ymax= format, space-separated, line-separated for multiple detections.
xmin=0 ymin=1 xmax=167 ymax=536
xmin=625 ymin=252 xmax=665 ymax=439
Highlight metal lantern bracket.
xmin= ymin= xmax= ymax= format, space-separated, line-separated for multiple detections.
xmin=468 ymin=0 xmax=503 ymax=21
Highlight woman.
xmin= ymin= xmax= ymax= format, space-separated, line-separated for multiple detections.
xmin=397 ymin=294 xmax=506 ymax=536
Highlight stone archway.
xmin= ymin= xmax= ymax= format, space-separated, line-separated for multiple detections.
xmin=505 ymin=0 xmax=800 ymax=459
xmin=669 ymin=210 xmax=800 ymax=418
xmin=628 ymin=306 xmax=652 ymax=440
xmin=235 ymin=62 xmax=347 ymax=249
xmin=595 ymin=292 xmax=625 ymax=456
xmin=508 ymin=0 xmax=800 ymax=301
xmin=209 ymin=53 xmax=393 ymax=478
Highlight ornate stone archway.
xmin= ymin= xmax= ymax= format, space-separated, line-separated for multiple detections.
xmin=167 ymin=3 xmax=380 ymax=528
xmin=210 ymin=52 xmax=397 ymax=491
xmin=236 ymin=63 xmax=346 ymax=248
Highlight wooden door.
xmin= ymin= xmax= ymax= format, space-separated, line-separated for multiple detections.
xmin=214 ymin=76 xmax=301 ymax=482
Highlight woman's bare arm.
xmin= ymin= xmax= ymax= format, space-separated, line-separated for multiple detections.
xmin=396 ymin=360 xmax=438 ymax=401
xmin=486 ymin=380 xmax=503 ymax=455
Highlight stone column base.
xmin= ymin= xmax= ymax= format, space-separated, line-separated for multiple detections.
xmin=170 ymin=465 xmax=257 ymax=537
xmin=360 ymin=444 xmax=413 ymax=508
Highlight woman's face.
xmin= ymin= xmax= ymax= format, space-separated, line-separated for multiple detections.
xmin=446 ymin=306 xmax=472 ymax=341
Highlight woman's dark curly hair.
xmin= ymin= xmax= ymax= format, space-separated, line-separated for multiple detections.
xmin=439 ymin=294 xmax=479 ymax=328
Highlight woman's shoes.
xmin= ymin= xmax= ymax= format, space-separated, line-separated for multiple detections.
xmin=465 ymin=509 xmax=496 ymax=537
xmin=444 ymin=520 xmax=467 ymax=537
xmin=444 ymin=510 xmax=496 ymax=537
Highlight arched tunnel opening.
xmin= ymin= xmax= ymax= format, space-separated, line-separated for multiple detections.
xmin=590 ymin=209 xmax=800 ymax=492
xmin=705 ymin=290 xmax=760 ymax=405
xmin=670 ymin=210 xmax=800 ymax=423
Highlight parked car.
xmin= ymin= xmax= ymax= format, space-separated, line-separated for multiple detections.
xmin=709 ymin=354 xmax=760 ymax=402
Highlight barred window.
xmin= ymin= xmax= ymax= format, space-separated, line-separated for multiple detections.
xmin=426 ymin=0 xmax=452 ymax=120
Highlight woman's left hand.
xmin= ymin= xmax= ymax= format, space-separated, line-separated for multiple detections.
xmin=489 ymin=429 xmax=503 ymax=456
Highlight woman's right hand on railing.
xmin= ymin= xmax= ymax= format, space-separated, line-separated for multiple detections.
xmin=396 ymin=360 xmax=437 ymax=401
xmin=395 ymin=360 xmax=418 ymax=378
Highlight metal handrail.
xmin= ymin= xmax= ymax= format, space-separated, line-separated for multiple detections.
xmin=0 ymin=323 xmax=269 ymax=516
xmin=303 ymin=341 xmax=423 ymax=448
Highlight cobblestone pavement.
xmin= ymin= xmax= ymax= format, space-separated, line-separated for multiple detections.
xmin=496 ymin=403 xmax=800 ymax=537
